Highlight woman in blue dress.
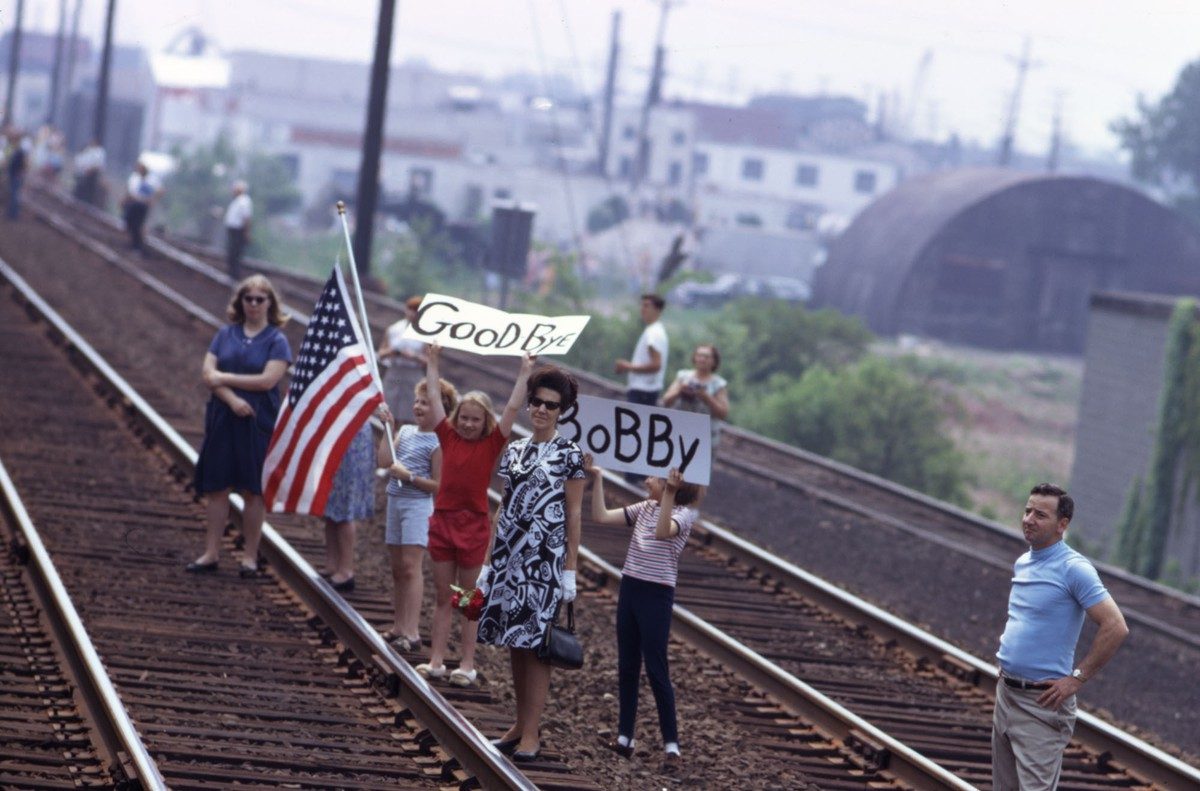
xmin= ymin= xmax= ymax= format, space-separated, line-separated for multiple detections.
xmin=187 ymin=275 xmax=292 ymax=577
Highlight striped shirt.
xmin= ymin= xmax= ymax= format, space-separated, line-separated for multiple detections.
xmin=621 ymin=500 xmax=697 ymax=588
xmin=386 ymin=424 xmax=440 ymax=499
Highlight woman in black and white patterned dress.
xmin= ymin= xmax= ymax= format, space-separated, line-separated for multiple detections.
xmin=476 ymin=365 xmax=585 ymax=762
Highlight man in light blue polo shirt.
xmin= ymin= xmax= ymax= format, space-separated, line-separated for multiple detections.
xmin=992 ymin=483 xmax=1129 ymax=790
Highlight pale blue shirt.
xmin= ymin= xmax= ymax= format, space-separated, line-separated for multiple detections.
xmin=996 ymin=539 xmax=1109 ymax=681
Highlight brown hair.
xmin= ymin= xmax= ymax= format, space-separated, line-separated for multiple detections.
xmin=1030 ymin=482 xmax=1073 ymax=522
xmin=641 ymin=293 xmax=666 ymax=310
xmin=673 ymin=481 xmax=702 ymax=507
xmin=226 ymin=275 xmax=289 ymax=327
xmin=526 ymin=365 xmax=579 ymax=414
xmin=405 ymin=295 xmax=423 ymax=311
xmin=450 ymin=390 xmax=498 ymax=437
xmin=416 ymin=377 xmax=458 ymax=415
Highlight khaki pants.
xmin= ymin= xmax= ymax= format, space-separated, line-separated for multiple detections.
xmin=992 ymin=680 xmax=1076 ymax=790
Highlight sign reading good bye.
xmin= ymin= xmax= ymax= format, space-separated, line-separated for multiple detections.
xmin=561 ymin=395 xmax=711 ymax=485
xmin=403 ymin=294 xmax=590 ymax=356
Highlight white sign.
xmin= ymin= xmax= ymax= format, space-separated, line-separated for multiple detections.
xmin=561 ymin=395 xmax=711 ymax=485
xmin=402 ymin=294 xmax=590 ymax=356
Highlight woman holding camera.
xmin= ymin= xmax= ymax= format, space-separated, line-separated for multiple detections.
xmin=661 ymin=344 xmax=729 ymax=450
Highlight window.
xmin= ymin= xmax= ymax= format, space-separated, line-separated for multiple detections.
xmin=795 ymin=164 xmax=819 ymax=187
xmin=667 ymin=160 xmax=683 ymax=186
xmin=671 ymin=129 xmax=687 ymax=145
xmin=493 ymin=187 xmax=512 ymax=200
xmin=742 ymin=158 xmax=765 ymax=181
xmin=854 ymin=170 xmax=877 ymax=193
xmin=622 ymin=125 xmax=637 ymax=140
xmin=618 ymin=156 xmax=633 ymax=179
xmin=692 ymin=152 xmax=709 ymax=176
xmin=735 ymin=212 xmax=763 ymax=227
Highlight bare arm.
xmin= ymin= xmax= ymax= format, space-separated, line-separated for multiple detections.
xmin=1037 ymin=596 xmax=1129 ymax=709
xmin=661 ymin=375 xmax=685 ymax=407
xmin=583 ymin=454 xmax=628 ymax=525
xmin=497 ymin=353 xmax=535 ymax=437
xmin=564 ymin=477 xmax=585 ymax=572
xmin=615 ymin=345 xmax=662 ymax=375
xmin=425 ymin=343 xmax=446 ymax=425
xmin=377 ymin=411 xmax=398 ymax=467
xmin=202 ymin=351 xmax=251 ymax=415
xmin=205 ymin=359 xmax=288 ymax=392
xmin=654 ymin=467 xmax=684 ymax=540
xmin=700 ymin=384 xmax=730 ymax=420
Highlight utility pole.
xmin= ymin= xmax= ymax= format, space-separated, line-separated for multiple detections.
xmin=1046 ymin=92 xmax=1064 ymax=173
xmin=62 ymin=0 xmax=83 ymax=136
xmin=94 ymin=0 xmax=116 ymax=145
xmin=631 ymin=0 xmax=677 ymax=189
xmin=46 ymin=0 xmax=67 ymax=125
xmin=597 ymin=10 xmax=620 ymax=177
xmin=3 ymin=0 xmax=25 ymax=127
xmin=352 ymin=0 xmax=397 ymax=279
xmin=996 ymin=37 xmax=1039 ymax=167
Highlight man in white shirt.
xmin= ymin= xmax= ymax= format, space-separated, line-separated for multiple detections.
xmin=122 ymin=161 xmax=160 ymax=254
xmin=224 ymin=180 xmax=253 ymax=281
xmin=615 ymin=293 xmax=668 ymax=482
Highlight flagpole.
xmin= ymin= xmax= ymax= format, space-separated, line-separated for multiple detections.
xmin=337 ymin=201 xmax=398 ymax=464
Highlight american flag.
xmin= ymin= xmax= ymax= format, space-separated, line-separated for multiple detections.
xmin=262 ymin=266 xmax=382 ymax=514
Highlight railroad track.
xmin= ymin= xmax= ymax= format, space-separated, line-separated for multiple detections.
xmin=9 ymin=193 xmax=943 ymax=788
xmin=0 ymin=261 xmax=552 ymax=789
xmin=18 ymin=187 xmax=1200 ymax=787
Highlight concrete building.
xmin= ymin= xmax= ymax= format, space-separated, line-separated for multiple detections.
xmin=1070 ymin=292 xmax=1200 ymax=578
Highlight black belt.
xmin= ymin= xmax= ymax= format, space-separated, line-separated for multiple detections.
xmin=1002 ymin=675 xmax=1051 ymax=691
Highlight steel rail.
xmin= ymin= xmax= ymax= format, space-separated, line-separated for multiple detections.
xmin=0 ymin=257 xmax=536 ymax=791
xmin=31 ymin=187 xmax=1200 ymax=785
xmin=0 ymin=280 xmax=167 ymax=791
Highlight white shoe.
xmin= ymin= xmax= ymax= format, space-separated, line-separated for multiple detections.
xmin=415 ymin=662 xmax=446 ymax=679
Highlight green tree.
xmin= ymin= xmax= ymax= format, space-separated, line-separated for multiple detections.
xmin=1112 ymin=60 xmax=1200 ymax=225
xmin=746 ymin=356 xmax=969 ymax=503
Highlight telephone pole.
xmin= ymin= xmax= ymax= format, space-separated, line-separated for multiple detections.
xmin=352 ymin=0 xmax=397 ymax=279
xmin=631 ymin=0 xmax=678 ymax=189
xmin=46 ymin=0 xmax=67 ymax=124
xmin=597 ymin=10 xmax=620 ymax=177
xmin=996 ymin=37 xmax=1040 ymax=167
xmin=3 ymin=0 xmax=25 ymax=127
xmin=94 ymin=0 xmax=117 ymax=145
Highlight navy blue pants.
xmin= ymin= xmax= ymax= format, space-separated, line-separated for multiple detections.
xmin=616 ymin=575 xmax=677 ymax=744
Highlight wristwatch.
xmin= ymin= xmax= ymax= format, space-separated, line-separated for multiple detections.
xmin=1071 ymin=668 xmax=1086 ymax=682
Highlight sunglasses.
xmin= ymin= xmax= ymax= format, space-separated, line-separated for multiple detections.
xmin=242 ymin=295 xmax=268 ymax=305
xmin=529 ymin=396 xmax=562 ymax=411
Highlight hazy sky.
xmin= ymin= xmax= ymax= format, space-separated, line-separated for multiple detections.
xmin=8 ymin=0 xmax=1200 ymax=157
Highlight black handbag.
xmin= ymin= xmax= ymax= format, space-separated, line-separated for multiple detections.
xmin=536 ymin=602 xmax=583 ymax=670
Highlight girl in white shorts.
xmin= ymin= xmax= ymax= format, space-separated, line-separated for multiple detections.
xmin=377 ymin=377 xmax=456 ymax=652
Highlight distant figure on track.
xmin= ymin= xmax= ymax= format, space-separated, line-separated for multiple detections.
xmin=413 ymin=343 xmax=528 ymax=688
xmin=122 ymin=161 xmax=159 ymax=254
xmin=614 ymin=293 xmax=668 ymax=484
xmin=992 ymin=483 xmax=1128 ymax=791
xmin=476 ymin=363 xmax=586 ymax=762
xmin=661 ymin=343 xmax=729 ymax=453
xmin=73 ymin=139 xmax=106 ymax=206
xmin=187 ymin=276 xmax=292 ymax=577
xmin=377 ymin=376 xmax=455 ymax=652
xmin=5 ymin=132 xmax=30 ymax=220
xmin=224 ymin=179 xmax=253 ymax=282
xmin=585 ymin=459 xmax=700 ymax=769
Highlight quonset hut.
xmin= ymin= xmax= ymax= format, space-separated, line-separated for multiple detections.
xmin=811 ymin=168 xmax=1200 ymax=352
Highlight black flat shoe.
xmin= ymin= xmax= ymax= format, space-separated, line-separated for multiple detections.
xmin=491 ymin=737 xmax=520 ymax=756
xmin=511 ymin=745 xmax=540 ymax=762
xmin=185 ymin=560 xmax=218 ymax=573
xmin=602 ymin=739 xmax=633 ymax=758
xmin=239 ymin=565 xmax=261 ymax=579
xmin=331 ymin=577 xmax=356 ymax=593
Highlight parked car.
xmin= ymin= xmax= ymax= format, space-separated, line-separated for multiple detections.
xmin=670 ymin=274 xmax=810 ymax=308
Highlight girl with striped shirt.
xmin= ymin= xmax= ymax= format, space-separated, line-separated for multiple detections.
xmin=584 ymin=459 xmax=702 ymax=768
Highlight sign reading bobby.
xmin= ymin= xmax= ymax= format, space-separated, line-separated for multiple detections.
xmin=403 ymin=294 xmax=590 ymax=356
xmin=561 ymin=395 xmax=711 ymax=485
